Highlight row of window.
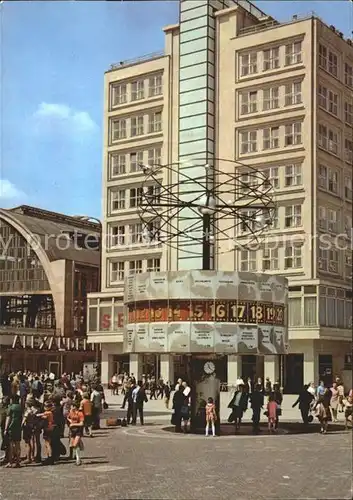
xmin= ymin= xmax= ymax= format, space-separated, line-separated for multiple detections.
xmin=318 ymin=85 xmax=353 ymax=125
xmin=288 ymin=295 xmax=352 ymax=329
xmin=319 ymin=44 xmax=353 ymax=88
xmin=239 ymin=41 xmax=303 ymax=77
xmin=318 ymin=207 xmax=352 ymax=236
xmin=111 ymin=111 xmax=162 ymax=141
xmin=240 ymin=246 xmax=352 ymax=276
xmin=318 ymin=124 xmax=352 ymax=160
xmin=111 ymin=74 xmax=163 ymax=107
xmin=109 ymin=148 xmax=161 ymax=177
xmin=110 ymin=185 xmax=159 ymax=212
xmin=110 ymin=258 xmax=161 ymax=282
xmin=241 ymin=164 xmax=303 ymax=191
xmin=240 ymin=122 xmax=303 ymax=154
xmin=239 ymin=81 xmax=302 ymax=116
xmin=110 ymin=221 xmax=161 ymax=247
xmin=318 ymin=165 xmax=352 ymax=200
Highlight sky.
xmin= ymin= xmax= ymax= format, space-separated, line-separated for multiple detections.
xmin=0 ymin=0 xmax=352 ymax=218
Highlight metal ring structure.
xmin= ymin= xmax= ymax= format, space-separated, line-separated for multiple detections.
xmin=138 ymin=157 xmax=276 ymax=256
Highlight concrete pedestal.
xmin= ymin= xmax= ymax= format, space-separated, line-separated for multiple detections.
xmin=129 ymin=353 xmax=143 ymax=381
xmin=160 ymin=354 xmax=174 ymax=383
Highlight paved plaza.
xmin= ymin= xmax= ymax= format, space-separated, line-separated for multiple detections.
xmin=0 ymin=394 xmax=352 ymax=500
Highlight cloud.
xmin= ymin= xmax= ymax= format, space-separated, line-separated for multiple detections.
xmin=33 ymin=102 xmax=97 ymax=135
xmin=0 ymin=179 xmax=26 ymax=201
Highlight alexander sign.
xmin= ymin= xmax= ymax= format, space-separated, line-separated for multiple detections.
xmin=10 ymin=335 xmax=94 ymax=352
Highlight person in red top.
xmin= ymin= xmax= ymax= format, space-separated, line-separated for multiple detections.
xmin=67 ymin=401 xmax=84 ymax=466
xmin=205 ymin=397 xmax=217 ymax=437
xmin=38 ymin=401 xmax=54 ymax=464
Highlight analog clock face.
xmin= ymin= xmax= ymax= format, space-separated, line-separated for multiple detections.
xmin=204 ymin=361 xmax=216 ymax=375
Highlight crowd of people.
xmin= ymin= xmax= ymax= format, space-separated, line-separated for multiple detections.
xmin=0 ymin=370 xmax=106 ymax=468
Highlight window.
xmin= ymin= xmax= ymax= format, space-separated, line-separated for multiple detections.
xmin=318 ymin=206 xmax=327 ymax=230
xmin=263 ymin=47 xmax=279 ymax=71
xmin=344 ymin=102 xmax=353 ymax=125
xmin=285 ymin=164 xmax=302 ymax=187
xmin=262 ymin=247 xmax=279 ymax=270
xmin=344 ymin=63 xmax=353 ymax=87
xmin=131 ymin=79 xmax=144 ymax=101
xmin=284 ymin=122 xmax=302 ymax=146
xmin=149 ymin=74 xmax=162 ymax=97
xmin=240 ymin=52 xmax=257 ymax=76
xmin=345 ymin=251 xmax=352 ymax=276
xmin=145 ymin=185 xmax=161 ymax=204
xmin=328 ymin=90 xmax=338 ymax=116
xmin=285 ymin=81 xmax=302 ymax=106
xmin=319 ymin=45 xmax=339 ymax=77
xmin=111 ymin=154 xmax=126 ymax=177
xmin=129 ymin=260 xmax=142 ymax=275
xmin=345 ymin=139 xmax=353 ymax=163
xmin=318 ymin=85 xmax=327 ymax=109
xmin=131 ymin=115 xmax=144 ymax=137
xmin=328 ymin=249 xmax=339 ymax=273
xmin=328 ymin=51 xmax=338 ymax=77
xmin=129 ymin=187 xmax=143 ymax=208
xmin=112 ymin=83 xmax=127 ymax=106
xmin=268 ymin=207 xmax=279 ymax=229
xmin=344 ymin=215 xmax=352 ymax=238
xmin=240 ymin=250 xmax=257 ymax=271
xmin=318 ymin=125 xmax=338 ymax=155
xmin=148 ymin=112 xmax=162 ymax=133
xmin=111 ymin=262 xmax=125 ymax=282
xmin=285 ymin=41 xmax=302 ymax=65
xmin=328 ymin=169 xmax=339 ymax=194
xmin=328 ymin=209 xmax=338 ymax=233
xmin=146 ymin=220 xmax=161 ymax=243
xmin=304 ymin=297 xmax=317 ymax=326
xmin=288 ymin=297 xmax=301 ymax=326
xmin=129 ymin=223 xmax=143 ymax=245
xmin=111 ymin=225 xmax=125 ymax=246
xmin=111 ymin=190 xmax=125 ymax=211
xmin=345 ymin=177 xmax=352 ymax=201
xmin=239 ymin=173 xmax=258 ymax=194
xmin=263 ymin=127 xmax=279 ymax=150
xmin=319 ymin=44 xmax=327 ymax=69
xmin=240 ymin=209 xmax=257 ymax=232
xmin=318 ymin=248 xmax=328 ymax=271
xmin=263 ymin=167 xmax=279 ymax=189
xmin=112 ymin=119 xmax=126 ymax=140
xmin=285 ymin=205 xmax=302 ymax=227
xmin=147 ymin=258 xmax=161 ymax=272
xmin=318 ymin=165 xmax=327 ymax=189
xmin=130 ymin=151 xmax=143 ymax=173
xmin=284 ymin=243 xmax=302 ymax=269
xmin=263 ymin=87 xmax=279 ymax=110
xmin=240 ymin=131 xmax=257 ymax=154
xmin=148 ymin=148 xmax=162 ymax=166
xmin=240 ymin=91 xmax=257 ymax=114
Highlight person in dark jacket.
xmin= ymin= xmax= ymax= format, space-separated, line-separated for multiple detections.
xmin=51 ymin=396 xmax=65 ymax=462
xmin=172 ymin=385 xmax=185 ymax=432
xmin=292 ymin=384 xmax=315 ymax=424
xmin=126 ymin=382 xmax=135 ymax=424
xmin=250 ymin=384 xmax=264 ymax=433
xmin=228 ymin=384 xmax=248 ymax=432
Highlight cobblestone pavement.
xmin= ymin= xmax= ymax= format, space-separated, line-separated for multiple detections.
xmin=0 ymin=421 xmax=352 ymax=500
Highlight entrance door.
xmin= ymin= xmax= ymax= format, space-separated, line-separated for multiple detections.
xmin=285 ymin=354 xmax=304 ymax=394
xmin=318 ymin=354 xmax=333 ymax=386
xmin=49 ymin=361 xmax=60 ymax=378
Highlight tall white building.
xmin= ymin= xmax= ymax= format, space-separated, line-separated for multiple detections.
xmin=87 ymin=0 xmax=353 ymax=392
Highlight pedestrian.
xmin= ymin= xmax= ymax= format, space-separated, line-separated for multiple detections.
xmin=343 ymin=395 xmax=352 ymax=430
xmin=330 ymin=382 xmax=339 ymax=422
xmin=67 ymin=401 xmax=84 ymax=466
xmin=90 ymin=385 xmax=102 ymax=430
xmin=250 ymin=384 xmax=264 ymax=434
xmin=205 ymin=397 xmax=217 ymax=437
xmin=132 ymin=381 xmax=148 ymax=425
xmin=314 ymin=392 xmax=331 ymax=434
xmin=22 ymin=399 xmax=36 ymax=464
xmin=171 ymin=385 xmax=184 ymax=432
xmin=228 ymin=384 xmax=248 ymax=433
xmin=4 ymin=394 xmax=23 ymax=468
xmin=272 ymin=383 xmax=283 ymax=430
xmin=164 ymin=382 xmax=171 ymax=409
xmin=267 ymin=394 xmax=277 ymax=433
xmin=292 ymin=385 xmax=315 ymax=425
xmin=80 ymin=392 xmax=93 ymax=437
xmin=38 ymin=401 xmax=55 ymax=465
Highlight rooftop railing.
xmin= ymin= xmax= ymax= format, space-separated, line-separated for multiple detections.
xmin=238 ymin=12 xmax=316 ymax=36
xmin=109 ymin=51 xmax=165 ymax=71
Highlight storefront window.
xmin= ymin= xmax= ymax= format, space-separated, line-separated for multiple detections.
xmin=88 ymin=307 xmax=97 ymax=332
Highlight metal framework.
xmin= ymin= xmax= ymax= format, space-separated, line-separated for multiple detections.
xmin=138 ymin=158 xmax=276 ymax=267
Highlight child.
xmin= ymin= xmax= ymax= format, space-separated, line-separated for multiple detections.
xmin=315 ymin=395 xmax=330 ymax=434
xmin=67 ymin=401 xmax=84 ymax=466
xmin=343 ymin=396 xmax=353 ymax=430
xmin=80 ymin=392 xmax=93 ymax=437
xmin=205 ymin=397 xmax=217 ymax=437
xmin=38 ymin=401 xmax=54 ymax=464
xmin=22 ymin=400 xmax=36 ymax=463
xmin=267 ymin=394 xmax=277 ymax=433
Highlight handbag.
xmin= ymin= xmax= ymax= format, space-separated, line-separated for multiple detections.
xmin=103 ymin=402 xmax=108 ymax=410
xmin=180 ymin=405 xmax=189 ymax=418
xmin=1 ymin=434 xmax=9 ymax=451
xmin=276 ymin=404 xmax=282 ymax=417
xmin=227 ymin=410 xmax=235 ymax=423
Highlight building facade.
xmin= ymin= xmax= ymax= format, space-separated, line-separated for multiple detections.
xmin=0 ymin=205 xmax=100 ymax=375
xmin=87 ymin=0 xmax=352 ymax=392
